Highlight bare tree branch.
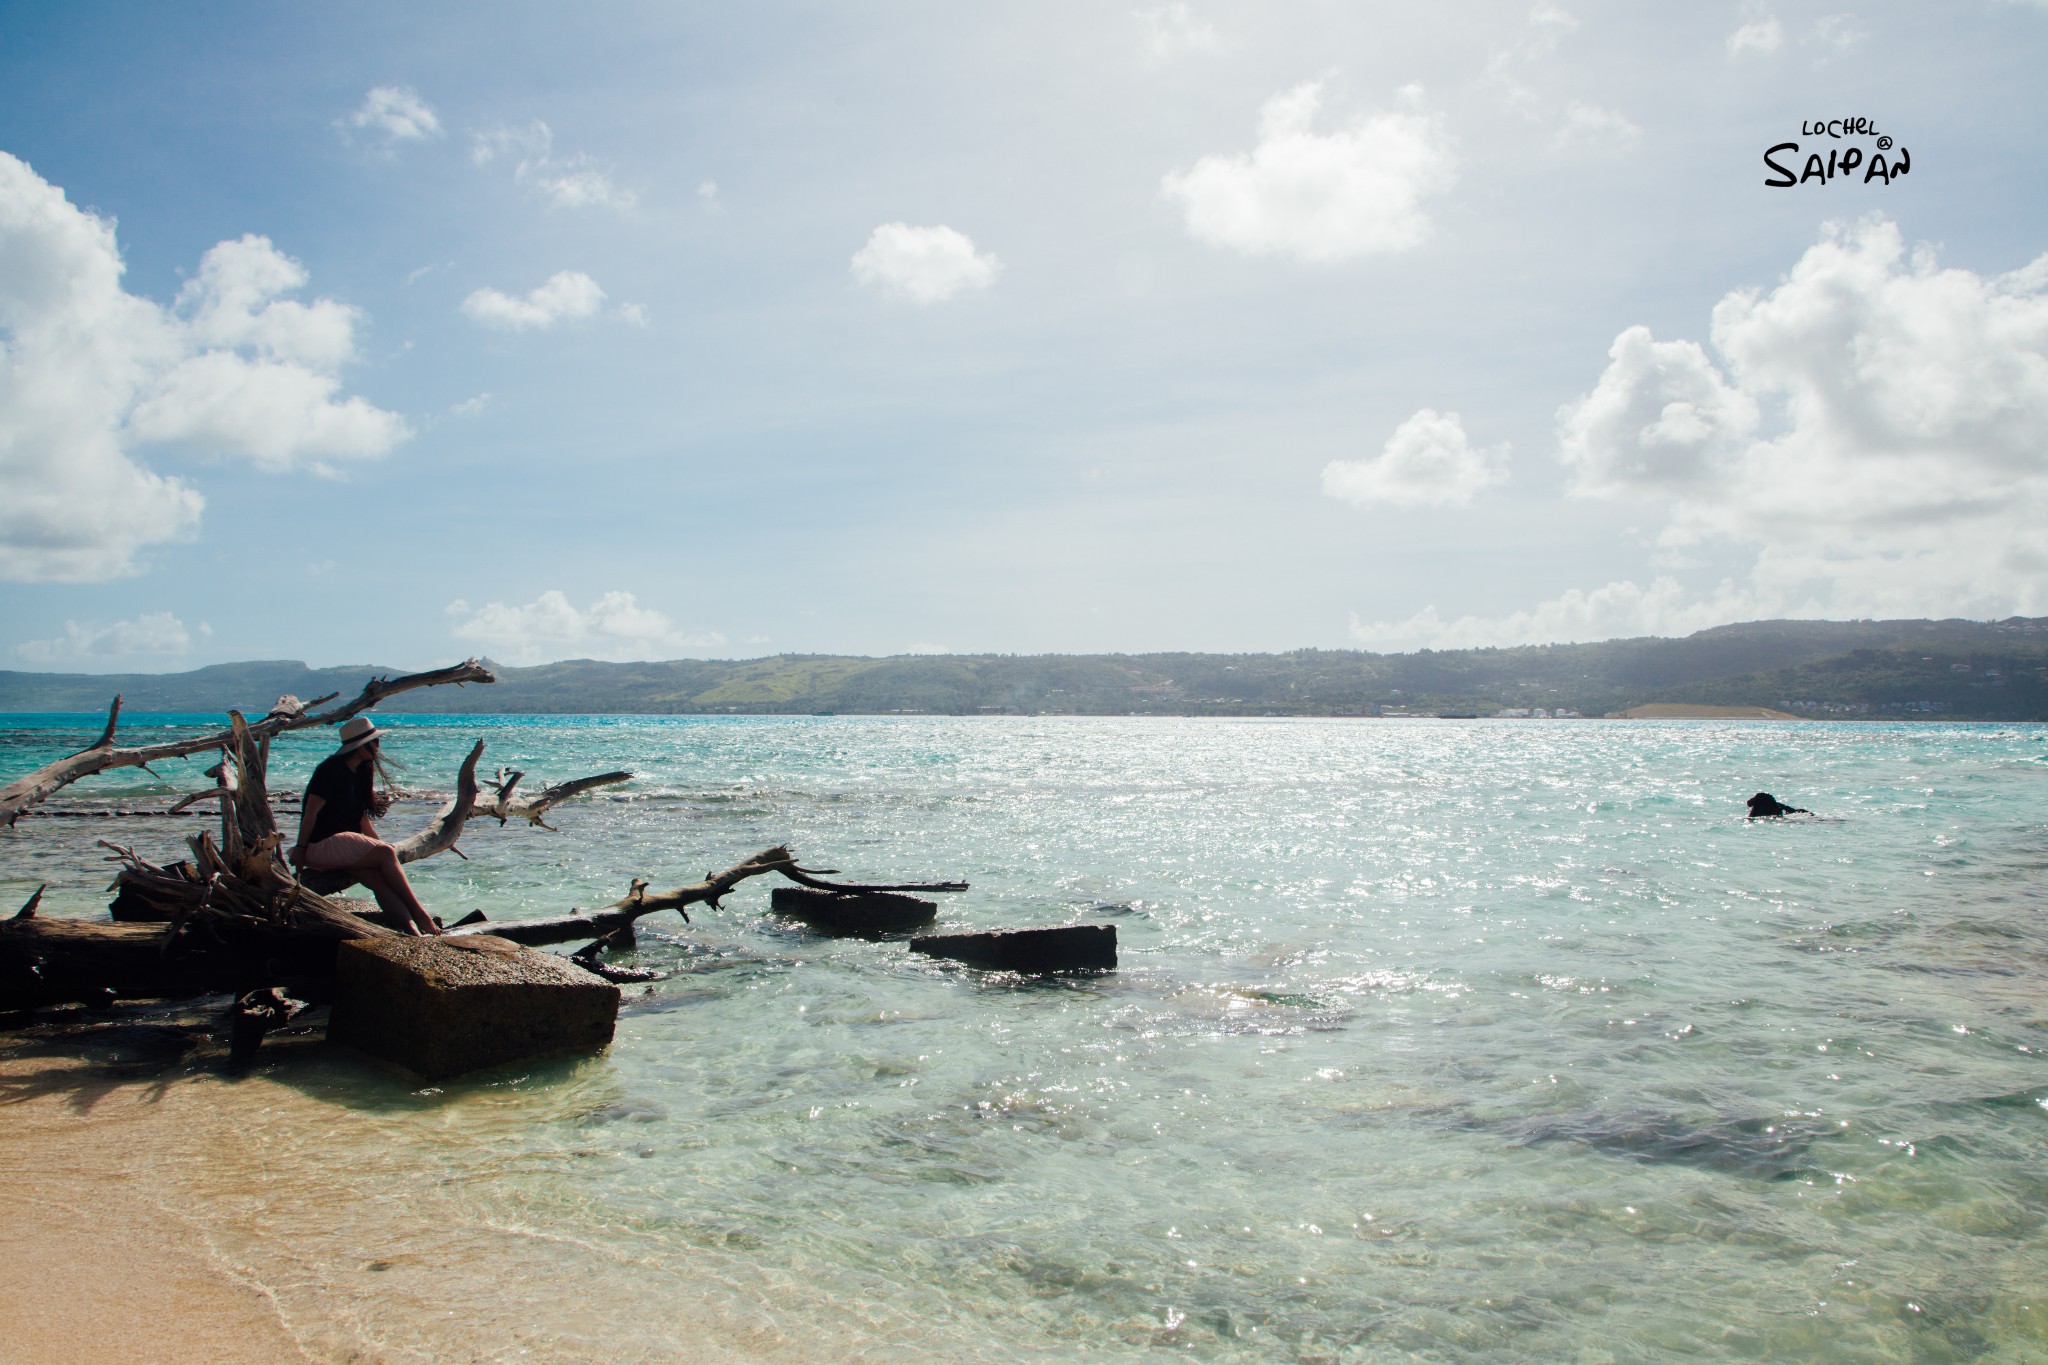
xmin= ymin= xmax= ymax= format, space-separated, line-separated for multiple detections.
xmin=490 ymin=770 xmax=633 ymax=829
xmin=0 ymin=660 xmax=495 ymax=828
xmin=393 ymin=741 xmax=485 ymax=864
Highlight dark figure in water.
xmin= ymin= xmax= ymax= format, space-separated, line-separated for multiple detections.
xmin=1747 ymin=791 xmax=1810 ymax=819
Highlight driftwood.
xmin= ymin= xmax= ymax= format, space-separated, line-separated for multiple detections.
xmin=0 ymin=660 xmax=969 ymax=1052
xmin=392 ymin=741 xmax=485 ymax=864
xmin=0 ymin=660 xmax=495 ymax=827
xmin=473 ymin=768 xmax=633 ymax=829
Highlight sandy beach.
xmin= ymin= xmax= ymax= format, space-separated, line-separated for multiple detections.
xmin=0 ymin=1007 xmax=840 ymax=1364
xmin=0 ymin=1026 xmax=304 ymax=1365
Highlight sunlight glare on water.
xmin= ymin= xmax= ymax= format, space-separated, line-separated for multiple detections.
xmin=4 ymin=715 xmax=2046 ymax=1361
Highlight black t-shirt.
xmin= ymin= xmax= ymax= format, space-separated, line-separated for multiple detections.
xmin=304 ymin=751 xmax=374 ymax=845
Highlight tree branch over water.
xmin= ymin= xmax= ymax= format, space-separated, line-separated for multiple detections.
xmin=0 ymin=659 xmax=496 ymax=827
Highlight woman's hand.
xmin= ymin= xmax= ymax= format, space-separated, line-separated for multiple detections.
xmin=287 ymin=843 xmax=306 ymax=868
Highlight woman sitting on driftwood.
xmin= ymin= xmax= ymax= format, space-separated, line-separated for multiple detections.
xmin=288 ymin=717 xmax=441 ymax=935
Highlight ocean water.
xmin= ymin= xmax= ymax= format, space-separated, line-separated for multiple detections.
xmin=3 ymin=714 xmax=2046 ymax=1362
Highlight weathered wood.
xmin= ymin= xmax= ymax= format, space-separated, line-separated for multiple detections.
xmin=476 ymin=770 xmax=633 ymax=829
xmin=2 ymin=918 xmax=220 ymax=1009
xmin=392 ymin=740 xmax=485 ymax=864
xmin=0 ymin=659 xmax=495 ymax=827
xmin=448 ymin=845 xmax=799 ymax=946
xmin=227 ymin=986 xmax=307 ymax=1067
xmin=775 ymin=864 xmax=967 ymax=895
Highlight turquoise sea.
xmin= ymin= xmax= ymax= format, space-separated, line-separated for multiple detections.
xmin=3 ymin=714 xmax=2046 ymax=1361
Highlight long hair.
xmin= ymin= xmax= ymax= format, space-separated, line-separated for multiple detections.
xmin=366 ymin=742 xmax=403 ymax=816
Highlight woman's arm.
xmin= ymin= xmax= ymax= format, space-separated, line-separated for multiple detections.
xmin=291 ymin=794 xmax=325 ymax=865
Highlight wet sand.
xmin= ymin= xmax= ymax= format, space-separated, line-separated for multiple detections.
xmin=0 ymin=1038 xmax=304 ymax=1365
xmin=0 ymin=1008 xmax=832 ymax=1364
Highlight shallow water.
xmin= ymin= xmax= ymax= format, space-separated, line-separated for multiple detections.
xmin=5 ymin=715 xmax=2047 ymax=1361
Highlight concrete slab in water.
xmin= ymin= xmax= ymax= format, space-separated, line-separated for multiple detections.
xmin=329 ymin=935 xmax=619 ymax=1081
xmin=909 ymin=925 xmax=1116 ymax=972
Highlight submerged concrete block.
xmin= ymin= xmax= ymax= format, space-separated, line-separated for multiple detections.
xmin=329 ymin=934 xmax=620 ymax=1081
xmin=909 ymin=924 xmax=1116 ymax=973
xmin=770 ymin=886 xmax=937 ymax=935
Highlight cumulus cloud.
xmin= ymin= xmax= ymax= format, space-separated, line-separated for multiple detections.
xmin=0 ymin=153 xmax=405 ymax=581
xmin=1561 ymin=216 xmax=2048 ymax=595
xmin=446 ymin=590 xmax=723 ymax=665
xmin=851 ymin=223 xmax=1003 ymax=304
xmin=17 ymin=611 xmax=200 ymax=662
xmin=1350 ymin=578 xmax=1808 ymax=651
xmin=461 ymin=271 xmax=607 ymax=331
xmin=1161 ymin=81 xmax=1455 ymax=263
xmin=343 ymin=86 xmax=442 ymax=146
xmin=1322 ymin=409 xmax=1507 ymax=508
xmin=471 ymin=122 xmax=635 ymax=211
xmin=1136 ymin=3 xmax=1218 ymax=61
xmin=1727 ymin=17 xmax=1784 ymax=56
xmin=1355 ymin=216 xmax=2048 ymax=647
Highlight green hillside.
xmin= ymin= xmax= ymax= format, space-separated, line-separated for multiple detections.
xmin=3 ymin=618 xmax=2045 ymax=720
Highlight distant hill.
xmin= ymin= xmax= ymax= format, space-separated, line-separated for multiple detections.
xmin=3 ymin=618 xmax=2045 ymax=721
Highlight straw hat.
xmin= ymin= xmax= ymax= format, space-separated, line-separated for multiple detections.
xmin=335 ymin=715 xmax=387 ymax=755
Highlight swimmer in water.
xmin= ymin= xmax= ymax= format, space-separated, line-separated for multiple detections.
xmin=1746 ymin=791 xmax=1810 ymax=819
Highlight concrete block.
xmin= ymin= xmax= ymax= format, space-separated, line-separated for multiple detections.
xmin=770 ymin=886 xmax=936 ymax=935
xmin=329 ymin=934 xmax=619 ymax=1081
xmin=909 ymin=924 xmax=1116 ymax=973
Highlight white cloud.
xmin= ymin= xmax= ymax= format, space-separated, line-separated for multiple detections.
xmin=851 ymin=223 xmax=1003 ymax=304
xmin=1549 ymin=215 xmax=2048 ymax=630
xmin=1350 ymin=578 xmax=1809 ymax=650
xmin=17 ymin=611 xmax=196 ymax=662
xmin=1727 ymin=17 xmax=1784 ymax=56
xmin=130 ymin=349 xmax=409 ymax=471
xmin=1812 ymin=14 xmax=1867 ymax=53
xmin=1485 ymin=7 xmax=1639 ymax=152
xmin=0 ymin=153 xmax=404 ymax=581
xmin=1556 ymin=101 xmax=1642 ymax=148
xmin=471 ymin=121 xmax=635 ymax=211
xmin=1322 ymin=408 xmax=1507 ymax=508
xmin=1353 ymin=216 xmax=2048 ymax=647
xmin=1136 ymin=3 xmax=1218 ymax=62
xmin=1161 ymin=81 xmax=1455 ymax=263
xmin=461 ymin=271 xmax=607 ymax=331
xmin=446 ymin=590 xmax=724 ymax=665
xmin=343 ymin=86 xmax=442 ymax=145
xmin=450 ymin=392 xmax=491 ymax=416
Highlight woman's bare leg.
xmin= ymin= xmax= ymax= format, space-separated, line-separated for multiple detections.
xmin=350 ymin=848 xmax=439 ymax=935
xmin=304 ymin=834 xmax=440 ymax=935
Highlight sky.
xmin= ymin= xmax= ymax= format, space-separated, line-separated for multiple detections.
xmin=3 ymin=0 xmax=2047 ymax=671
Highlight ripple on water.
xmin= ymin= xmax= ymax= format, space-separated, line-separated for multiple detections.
xmin=4 ymin=716 xmax=2047 ymax=1360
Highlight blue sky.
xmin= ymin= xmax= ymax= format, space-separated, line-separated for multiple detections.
xmin=3 ymin=1 xmax=2046 ymax=670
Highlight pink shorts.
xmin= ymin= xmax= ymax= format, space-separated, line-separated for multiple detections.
xmin=302 ymin=832 xmax=393 ymax=869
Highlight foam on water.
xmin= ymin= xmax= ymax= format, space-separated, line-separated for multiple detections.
xmin=4 ymin=716 xmax=2047 ymax=1360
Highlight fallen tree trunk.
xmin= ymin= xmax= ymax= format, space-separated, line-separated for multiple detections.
xmin=447 ymin=845 xmax=797 ymax=946
xmin=445 ymin=847 xmax=965 ymax=946
xmin=3 ymin=842 xmax=968 ymax=1012
xmin=0 ymin=660 xmax=495 ymax=827
xmin=392 ymin=741 xmax=484 ymax=864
